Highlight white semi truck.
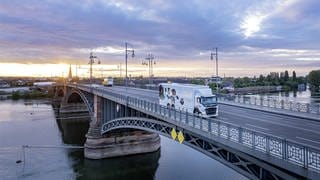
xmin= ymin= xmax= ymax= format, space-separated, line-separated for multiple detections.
xmin=159 ymin=83 xmax=218 ymax=117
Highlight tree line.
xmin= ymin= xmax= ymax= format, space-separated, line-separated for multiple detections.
xmin=232 ymin=70 xmax=305 ymax=90
xmin=308 ymin=70 xmax=320 ymax=90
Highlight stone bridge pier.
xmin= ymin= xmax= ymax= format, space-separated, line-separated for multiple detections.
xmin=54 ymin=86 xmax=160 ymax=159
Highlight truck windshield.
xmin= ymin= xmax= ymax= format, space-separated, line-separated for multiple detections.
xmin=201 ymin=96 xmax=217 ymax=105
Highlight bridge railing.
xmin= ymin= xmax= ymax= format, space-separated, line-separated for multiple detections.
xmin=218 ymin=94 xmax=320 ymax=115
xmin=71 ymin=84 xmax=320 ymax=173
xmin=129 ymin=97 xmax=320 ymax=173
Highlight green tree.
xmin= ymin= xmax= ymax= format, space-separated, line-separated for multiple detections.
xmin=292 ymin=71 xmax=296 ymax=81
xmin=308 ymin=70 xmax=320 ymax=89
xmin=11 ymin=91 xmax=20 ymax=100
xmin=284 ymin=70 xmax=289 ymax=81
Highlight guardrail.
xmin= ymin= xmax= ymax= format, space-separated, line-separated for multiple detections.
xmin=70 ymin=84 xmax=320 ymax=174
xmin=219 ymin=94 xmax=320 ymax=115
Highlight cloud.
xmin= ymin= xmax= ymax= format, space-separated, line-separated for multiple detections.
xmin=0 ymin=0 xmax=319 ymax=76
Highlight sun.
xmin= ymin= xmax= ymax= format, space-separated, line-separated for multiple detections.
xmin=241 ymin=15 xmax=264 ymax=38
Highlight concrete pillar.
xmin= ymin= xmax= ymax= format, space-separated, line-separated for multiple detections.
xmin=92 ymin=95 xmax=103 ymax=127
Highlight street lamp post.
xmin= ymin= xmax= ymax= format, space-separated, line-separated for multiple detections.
xmin=210 ymin=48 xmax=219 ymax=94
xmin=142 ymin=53 xmax=156 ymax=84
xmin=89 ymin=52 xmax=100 ymax=83
xmin=125 ymin=42 xmax=135 ymax=87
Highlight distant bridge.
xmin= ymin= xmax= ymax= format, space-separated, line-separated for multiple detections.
xmin=53 ymin=83 xmax=320 ymax=180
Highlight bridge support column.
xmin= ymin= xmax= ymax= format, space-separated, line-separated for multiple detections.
xmin=84 ymin=95 xmax=160 ymax=159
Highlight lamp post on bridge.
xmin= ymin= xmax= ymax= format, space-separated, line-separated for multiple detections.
xmin=125 ymin=42 xmax=135 ymax=88
xmin=89 ymin=52 xmax=100 ymax=83
xmin=142 ymin=53 xmax=156 ymax=85
xmin=210 ymin=48 xmax=219 ymax=94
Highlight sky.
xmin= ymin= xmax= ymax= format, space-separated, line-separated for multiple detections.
xmin=0 ymin=0 xmax=319 ymax=77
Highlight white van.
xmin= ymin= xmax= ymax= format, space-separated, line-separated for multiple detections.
xmin=103 ymin=77 xmax=113 ymax=87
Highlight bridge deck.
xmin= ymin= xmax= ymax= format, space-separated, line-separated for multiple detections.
xmin=96 ymin=85 xmax=320 ymax=149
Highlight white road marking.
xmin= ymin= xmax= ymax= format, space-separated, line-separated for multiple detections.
xmin=219 ymin=117 xmax=229 ymax=121
xmin=307 ymin=123 xmax=320 ymax=127
xmin=296 ymin=136 xmax=320 ymax=145
xmin=245 ymin=124 xmax=269 ymax=131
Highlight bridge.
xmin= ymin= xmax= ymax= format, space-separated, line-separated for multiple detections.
xmin=53 ymin=83 xmax=320 ymax=180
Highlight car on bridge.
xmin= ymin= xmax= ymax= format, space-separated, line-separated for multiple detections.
xmin=159 ymin=83 xmax=218 ymax=117
xmin=102 ymin=77 xmax=113 ymax=87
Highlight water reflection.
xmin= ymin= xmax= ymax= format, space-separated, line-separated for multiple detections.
xmin=68 ymin=149 xmax=160 ymax=180
xmin=0 ymin=100 xmax=246 ymax=180
xmin=247 ymin=89 xmax=320 ymax=104
xmin=55 ymin=110 xmax=160 ymax=180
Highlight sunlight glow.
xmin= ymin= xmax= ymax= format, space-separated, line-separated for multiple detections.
xmin=241 ymin=14 xmax=265 ymax=38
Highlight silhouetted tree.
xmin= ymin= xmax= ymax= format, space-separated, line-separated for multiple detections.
xmin=292 ymin=71 xmax=296 ymax=81
xmin=284 ymin=70 xmax=289 ymax=81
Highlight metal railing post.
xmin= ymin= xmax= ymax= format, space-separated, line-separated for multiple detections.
xmin=252 ymin=132 xmax=255 ymax=149
xmin=208 ymin=119 xmax=211 ymax=134
xmin=239 ymin=127 xmax=242 ymax=144
xmin=186 ymin=110 xmax=189 ymax=124
xmin=266 ymin=137 xmax=270 ymax=155
xmin=174 ymin=109 xmax=176 ymax=121
xmin=193 ymin=114 xmax=195 ymax=128
xmin=304 ymin=147 xmax=308 ymax=168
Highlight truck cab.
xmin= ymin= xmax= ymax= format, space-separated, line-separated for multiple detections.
xmin=194 ymin=94 xmax=218 ymax=117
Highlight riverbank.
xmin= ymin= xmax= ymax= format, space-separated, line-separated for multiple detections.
xmin=233 ymin=85 xmax=282 ymax=94
xmin=0 ymin=88 xmax=54 ymax=100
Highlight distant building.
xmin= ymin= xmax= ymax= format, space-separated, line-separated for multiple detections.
xmin=13 ymin=80 xmax=27 ymax=86
xmin=68 ymin=64 xmax=72 ymax=81
xmin=208 ymin=76 xmax=222 ymax=84
xmin=222 ymin=81 xmax=234 ymax=92
xmin=0 ymin=80 xmax=10 ymax=88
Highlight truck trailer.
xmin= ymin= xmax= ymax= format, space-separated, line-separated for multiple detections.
xmin=159 ymin=83 xmax=218 ymax=117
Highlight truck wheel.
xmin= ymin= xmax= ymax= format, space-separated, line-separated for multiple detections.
xmin=171 ymin=104 xmax=175 ymax=109
xmin=193 ymin=108 xmax=201 ymax=115
xmin=167 ymin=103 xmax=170 ymax=108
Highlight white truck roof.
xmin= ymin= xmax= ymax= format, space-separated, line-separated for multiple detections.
xmin=160 ymin=83 xmax=209 ymax=89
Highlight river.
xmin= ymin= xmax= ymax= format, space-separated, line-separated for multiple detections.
xmin=0 ymin=99 xmax=247 ymax=180
xmin=244 ymin=89 xmax=320 ymax=105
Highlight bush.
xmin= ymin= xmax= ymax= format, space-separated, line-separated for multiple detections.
xmin=11 ymin=91 xmax=21 ymax=100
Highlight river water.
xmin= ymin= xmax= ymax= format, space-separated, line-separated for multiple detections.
xmin=0 ymin=99 xmax=247 ymax=180
xmin=244 ymin=89 xmax=320 ymax=105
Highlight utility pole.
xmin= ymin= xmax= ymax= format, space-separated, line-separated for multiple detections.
xmin=142 ymin=53 xmax=156 ymax=84
xmin=118 ymin=63 xmax=122 ymax=78
xmin=125 ymin=42 xmax=135 ymax=88
xmin=89 ymin=52 xmax=100 ymax=83
xmin=210 ymin=48 xmax=219 ymax=93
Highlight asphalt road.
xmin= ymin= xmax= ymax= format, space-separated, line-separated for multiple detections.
xmin=92 ymin=85 xmax=320 ymax=148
